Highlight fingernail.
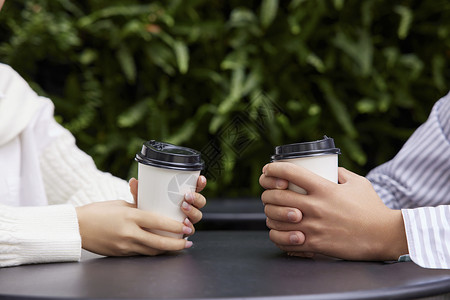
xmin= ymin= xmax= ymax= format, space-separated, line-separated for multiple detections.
xmin=276 ymin=179 xmax=285 ymax=189
xmin=185 ymin=193 xmax=194 ymax=203
xmin=182 ymin=201 xmax=192 ymax=211
xmin=290 ymin=234 xmax=300 ymax=244
xmin=287 ymin=211 xmax=298 ymax=222
xmin=185 ymin=240 xmax=193 ymax=248
xmin=182 ymin=226 xmax=192 ymax=234
xmin=200 ymin=176 xmax=206 ymax=184
xmin=262 ymin=164 xmax=268 ymax=174
xmin=184 ymin=217 xmax=192 ymax=227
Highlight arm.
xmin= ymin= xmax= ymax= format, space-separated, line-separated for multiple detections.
xmin=39 ymin=129 xmax=134 ymax=207
xmin=366 ymin=92 xmax=450 ymax=268
xmin=0 ymin=64 xmax=208 ymax=267
xmin=0 ymin=102 xmax=207 ymax=267
xmin=260 ymin=92 xmax=450 ymax=269
xmin=0 ymin=204 xmax=81 ymax=267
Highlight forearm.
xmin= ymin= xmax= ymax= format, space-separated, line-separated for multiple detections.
xmin=0 ymin=204 xmax=81 ymax=267
xmin=39 ymin=130 xmax=133 ymax=207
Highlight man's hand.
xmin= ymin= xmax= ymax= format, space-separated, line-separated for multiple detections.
xmin=259 ymin=162 xmax=408 ymax=261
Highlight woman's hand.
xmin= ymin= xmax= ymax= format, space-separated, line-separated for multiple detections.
xmin=77 ymin=175 xmax=207 ymax=257
xmin=128 ymin=175 xmax=207 ymax=236
xmin=259 ymin=162 xmax=408 ymax=261
xmin=76 ymin=200 xmax=193 ymax=257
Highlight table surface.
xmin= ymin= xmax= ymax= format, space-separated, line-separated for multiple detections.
xmin=1 ymin=231 xmax=450 ymax=300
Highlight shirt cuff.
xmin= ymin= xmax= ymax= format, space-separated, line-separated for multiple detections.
xmin=0 ymin=204 xmax=81 ymax=267
xmin=401 ymin=207 xmax=450 ymax=269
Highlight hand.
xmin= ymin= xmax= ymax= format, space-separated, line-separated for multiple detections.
xmin=259 ymin=162 xmax=408 ymax=261
xmin=76 ymin=200 xmax=194 ymax=257
xmin=129 ymin=175 xmax=207 ymax=235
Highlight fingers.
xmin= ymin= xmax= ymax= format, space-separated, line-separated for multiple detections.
xmin=266 ymin=217 xmax=305 ymax=232
xmin=183 ymin=218 xmax=195 ymax=236
xmin=338 ymin=167 xmax=354 ymax=184
xmin=261 ymin=189 xmax=307 ymax=209
xmin=181 ymin=202 xmax=203 ymax=224
xmin=182 ymin=192 xmax=205 ymax=224
xmin=134 ymin=210 xmax=191 ymax=235
xmin=263 ymin=162 xmax=332 ymax=194
xmin=264 ymin=204 xmax=302 ymax=223
xmin=270 ymin=229 xmax=306 ymax=246
xmin=338 ymin=167 xmax=367 ymax=185
xmin=134 ymin=230 xmax=193 ymax=255
xmin=259 ymin=173 xmax=289 ymax=190
xmin=129 ymin=178 xmax=138 ymax=204
xmin=184 ymin=192 xmax=206 ymax=209
xmin=196 ymin=175 xmax=207 ymax=192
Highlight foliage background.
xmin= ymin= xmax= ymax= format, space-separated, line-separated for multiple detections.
xmin=1 ymin=0 xmax=449 ymax=198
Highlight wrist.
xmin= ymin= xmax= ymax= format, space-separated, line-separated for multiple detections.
xmin=380 ymin=209 xmax=408 ymax=261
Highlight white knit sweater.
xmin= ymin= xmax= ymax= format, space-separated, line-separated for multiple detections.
xmin=0 ymin=63 xmax=133 ymax=267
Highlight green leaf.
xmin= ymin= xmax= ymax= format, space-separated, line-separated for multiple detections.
xmin=260 ymin=0 xmax=279 ymax=29
xmin=117 ymin=101 xmax=148 ymax=128
xmin=117 ymin=45 xmax=136 ymax=83
xmin=167 ymin=119 xmax=197 ymax=145
xmin=395 ymin=5 xmax=413 ymax=40
xmin=333 ymin=30 xmax=373 ymax=76
xmin=341 ymin=136 xmax=367 ymax=166
xmin=145 ymin=43 xmax=176 ymax=76
xmin=356 ymin=98 xmax=376 ymax=114
xmin=79 ymin=49 xmax=98 ymax=65
xmin=316 ymin=78 xmax=358 ymax=138
xmin=229 ymin=8 xmax=257 ymax=28
xmin=333 ymin=0 xmax=345 ymax=11
xmin=173 ymin=40 xmax=189 ymax=74
xmin=432 ymin=54 xmax=446 ymax=91
xmin=306 ymin=53 xmax=325 ymax=73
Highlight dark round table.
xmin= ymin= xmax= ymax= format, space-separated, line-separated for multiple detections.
xmin=1 ymin=231 xmax=450 ymax=300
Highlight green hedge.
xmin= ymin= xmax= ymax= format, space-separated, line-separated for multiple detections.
xmin=1 ymin=0 xmax=449 ymax=198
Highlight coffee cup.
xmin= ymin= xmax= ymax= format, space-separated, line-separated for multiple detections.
xmin=271 ymin=136 xmax=341 ymax=194
xmin=135 ymin=140 xmax=204 ymax=238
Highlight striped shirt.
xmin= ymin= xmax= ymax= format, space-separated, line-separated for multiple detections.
xmin=366 ymin=91 xmax=450 ymax=269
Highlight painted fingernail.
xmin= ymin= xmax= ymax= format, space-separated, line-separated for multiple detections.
xmin=182 ymin=226 xmax=193 ymax=234
xmin=182 ymin=201 xmax=192 ymax=211
xmin=185 ymin=240 xmax=193 ymax=248
xmin=184 ymin=217 xmax=192 ymax=227
xmin=290 ymin=234 xmax=300 ymax=244
xmin=287 ymin=211 xmax=298 ymax=222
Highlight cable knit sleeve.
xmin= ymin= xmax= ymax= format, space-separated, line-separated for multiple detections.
xmin=40 ymin=129 xmax=134 ymax=207
xmin=0 ymin=204 xmax=81 ymax=267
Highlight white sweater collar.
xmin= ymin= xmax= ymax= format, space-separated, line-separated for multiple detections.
xmin=0 ymin=63 xmax=44 ymax=146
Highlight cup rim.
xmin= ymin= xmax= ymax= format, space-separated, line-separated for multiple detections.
xmin=135 ymin=140 xmax=204 ymax=171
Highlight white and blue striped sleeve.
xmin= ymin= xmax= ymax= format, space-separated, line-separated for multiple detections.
xmin=366 ymin=91 xmax=450 ymax=269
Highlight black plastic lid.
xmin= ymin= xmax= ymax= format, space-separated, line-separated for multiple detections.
xmin=271 ymin=136 xmax=341 ymax=161
xmin=135 ymin=140 xmax=205 ymax=171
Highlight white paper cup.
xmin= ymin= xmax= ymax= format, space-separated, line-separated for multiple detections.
xmin=271 ymin=136 xmax=340 ymax=194
xmin=135 ymin=140 xmax=204 ymax=238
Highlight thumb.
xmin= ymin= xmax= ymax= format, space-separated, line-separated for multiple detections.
xmin=129 ymin=178 xmax=138 ymax=204
xmin=337 ymin=167 xmax=356 ymax=184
